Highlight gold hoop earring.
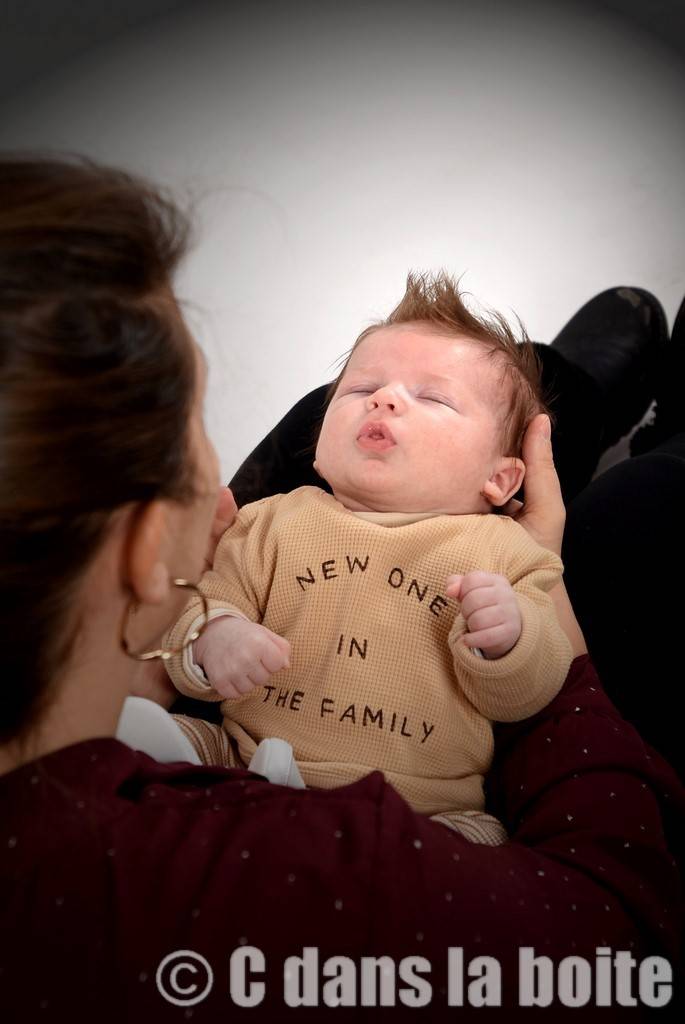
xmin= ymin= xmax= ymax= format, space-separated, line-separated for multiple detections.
xmin=120 ymin=578 xmax=209 ymax=662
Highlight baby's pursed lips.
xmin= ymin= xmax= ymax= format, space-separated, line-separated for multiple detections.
xmin=358 ymin=420 xmax=396 ymax=443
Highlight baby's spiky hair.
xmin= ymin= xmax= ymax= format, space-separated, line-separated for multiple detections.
xmin=329 ymin=270 xmax=549 ymax=457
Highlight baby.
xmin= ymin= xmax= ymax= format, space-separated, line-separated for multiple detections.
xmin=166 ymin=273 xmax=572 ymax=844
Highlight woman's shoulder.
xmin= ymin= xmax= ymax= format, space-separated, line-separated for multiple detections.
xmin=0 ymin=737 xmax=401 ymax=889
xmin=0 ymin=735 xmax=392 ymax=827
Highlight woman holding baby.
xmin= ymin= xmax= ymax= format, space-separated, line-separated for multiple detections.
xmin=0 ymin=156 xmax=681 ymax=1021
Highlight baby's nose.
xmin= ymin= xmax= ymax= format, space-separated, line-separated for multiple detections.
xmin=368 ymin=383 xmax=402 ymax=412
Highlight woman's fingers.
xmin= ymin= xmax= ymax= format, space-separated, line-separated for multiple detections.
xmin=506 ymin=414 xmax=565 ymax=555
xmin=522 ymin=414 xmax=563 ymax=511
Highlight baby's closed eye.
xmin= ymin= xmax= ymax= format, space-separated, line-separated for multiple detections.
xmin=419 ymin=393 xmax=458 ymax=410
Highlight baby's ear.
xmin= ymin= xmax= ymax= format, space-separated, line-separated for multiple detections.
xmin=482 ymin=457 xmax=525 ymax=508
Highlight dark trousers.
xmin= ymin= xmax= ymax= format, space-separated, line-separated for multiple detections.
xmin=563 ymin=434 xmax=685 ymax=776
xmin=534 ymin=348 xmax=683 ymax=775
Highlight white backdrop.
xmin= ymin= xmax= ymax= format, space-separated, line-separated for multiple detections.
xmin=1 ymin=0 xmax=684 ymax=481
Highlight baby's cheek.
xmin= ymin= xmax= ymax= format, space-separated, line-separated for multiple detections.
xmin=315 ymin=414 xmax=342 ymax=469
xmin=432 ymin=438 xmax=473 ymax=479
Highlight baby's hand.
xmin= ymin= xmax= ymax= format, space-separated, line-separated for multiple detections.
xmin=446 ymin=571 xmax=522 ymax=660
xmin=193 ymin=617 xmax=291 ymax=699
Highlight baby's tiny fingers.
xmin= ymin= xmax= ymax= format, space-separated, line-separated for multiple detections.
xmin=465 ymin=606 xmax=503 ymax=634
xmin=463 ymin=624 xmax=512 ymax=649
xmin=459 ymin=571 xmax=497 ymax=597
xmin=215 ymin=676 xmax=249 ymax=699
xmin=460 ymin=588 xmax=501 ymax=619
xmin=230 ymin=672 xmax=258 ymax=695
xmin=260 ymin=638 xmax=291 ymax=674
xmin=275 ymin=635 xmax=292 ymax=661
xmin=264 ymin=628 xmax=291 ymax=656
xmin=247 ymin=662 xmax=272 ymax=687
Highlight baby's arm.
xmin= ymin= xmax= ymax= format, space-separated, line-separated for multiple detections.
xmin=447 ymin=531 xmax=572 ymax=722
xmin=165 ymin=496 xmax=289 ymax=702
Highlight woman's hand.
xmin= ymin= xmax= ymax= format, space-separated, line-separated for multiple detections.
xmin=501 ymin=415 xmax=587 ymax=656
xmin=500 ymin=414 xmax=565 ymax=555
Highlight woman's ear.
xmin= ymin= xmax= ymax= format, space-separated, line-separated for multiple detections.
xmin=482 ymin=457 xmax=526 ymax=508
xmin=124 ymin=501 xmax=172 ymax=606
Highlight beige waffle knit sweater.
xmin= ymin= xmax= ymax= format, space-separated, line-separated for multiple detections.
xmin=166 ymin=486 xmax=572 ymax=816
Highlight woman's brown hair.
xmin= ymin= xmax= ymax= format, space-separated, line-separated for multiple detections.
xmin=0 ymin=155 xmax=197 ymax=742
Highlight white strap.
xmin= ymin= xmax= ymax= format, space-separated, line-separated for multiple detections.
xmin=116 ymin=696 xmax=202 ymax=765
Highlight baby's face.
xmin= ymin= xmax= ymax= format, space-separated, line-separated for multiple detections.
xmin=315 ymin=324 xmax=520 ymax=514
